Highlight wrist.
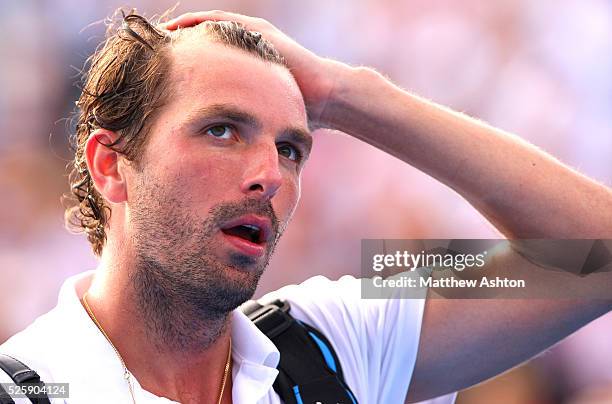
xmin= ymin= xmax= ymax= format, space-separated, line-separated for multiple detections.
xmin=312 ymin=62 xmax=383 ymax=131
xmin=305 ymin=59 xmax=358 ymax=129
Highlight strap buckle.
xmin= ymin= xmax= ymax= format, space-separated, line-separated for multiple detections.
xmin=247 ymin=299 xmax=292 ymax=339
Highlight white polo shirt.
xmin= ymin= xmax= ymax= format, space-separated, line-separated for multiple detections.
xmin=0 ymin=270 xmax=456 ymax=404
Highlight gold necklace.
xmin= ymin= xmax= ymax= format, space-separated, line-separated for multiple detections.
xmin=218 ymin=336 xmax=232 ymax=404
xmin=82 ymin=292 xmax=233 ymax=404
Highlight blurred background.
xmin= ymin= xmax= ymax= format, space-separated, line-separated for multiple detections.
xmin=0 ymin=0 xmax=611 ymax=402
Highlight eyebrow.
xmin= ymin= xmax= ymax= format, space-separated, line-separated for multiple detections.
xmin=183 ymin=103 xmax=313 ymax=155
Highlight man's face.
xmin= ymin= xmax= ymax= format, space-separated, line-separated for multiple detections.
xmin=125 ymin=36 xmax=311 ymax=316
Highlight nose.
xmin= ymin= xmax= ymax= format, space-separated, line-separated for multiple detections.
xmin=240 ymin=143 xmax=283 ymax=200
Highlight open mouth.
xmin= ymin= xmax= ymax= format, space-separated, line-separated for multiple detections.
xmin=221 ymin=224 xmax=264 ymax=244
xmin=220 ymin=214 xmax=271 ymax=244
xmin=219 ymin=215 xmax=273 ymax=257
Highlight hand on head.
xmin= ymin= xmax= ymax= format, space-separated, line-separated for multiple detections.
xmin=161 ymin=10 xmax=342 ymax=128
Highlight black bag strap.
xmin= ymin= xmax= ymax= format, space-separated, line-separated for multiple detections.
xmin=242 ymin=299 xmax=358 ymax=404
xmin=0 ymin=383 xmax=14 ymax=404
xmin=0 ymin=354 xmax=51 ymax=404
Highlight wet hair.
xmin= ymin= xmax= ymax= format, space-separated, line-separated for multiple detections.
xmin=65 ymin=9 xmax=285 ymax=256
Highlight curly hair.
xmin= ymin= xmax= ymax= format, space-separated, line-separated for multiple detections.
xmin=65 ymin=9 xmax=286 ymax=256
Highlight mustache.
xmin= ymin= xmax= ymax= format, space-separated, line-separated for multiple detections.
xmin=207 ymin=197 xmax=281 ymax=237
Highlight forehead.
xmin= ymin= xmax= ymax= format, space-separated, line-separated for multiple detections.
xmin=164 ymin=36 xmax=307 ymax=128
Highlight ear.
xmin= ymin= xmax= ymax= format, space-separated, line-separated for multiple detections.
xmin=85 ymin=129 xmax=128 ymax=204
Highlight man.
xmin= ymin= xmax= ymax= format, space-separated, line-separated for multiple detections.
xmin=0 ymin=8 xmax=610 ymax=404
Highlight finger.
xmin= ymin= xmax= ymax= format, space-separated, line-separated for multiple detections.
xmin=161 ymin=12 xmax=207 ymax=30
xmin=162 ymin=10 xmax=256 ymax=30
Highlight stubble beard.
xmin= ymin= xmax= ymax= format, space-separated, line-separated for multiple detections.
xmin=128 ymin=177 xmax=283 ymax=353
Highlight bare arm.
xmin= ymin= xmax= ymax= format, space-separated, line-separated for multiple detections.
xmin=163 ymin=11 xmax=612 ymax=402
xmin=321 ymin=63 xmax=612 ymax=402
xmin=319 ymin=66 xmax=612 ymax=239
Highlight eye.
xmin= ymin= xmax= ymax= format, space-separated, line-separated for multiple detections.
xmin=205 ymin=124 xmax=234 ymax=139
xmin=277 ymin=143 xmax=301 ymax=162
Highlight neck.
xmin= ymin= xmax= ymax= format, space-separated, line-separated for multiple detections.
xmin=130 ymin=254 xmax=231 ymax=353
xmin=82 ymin=241 xmax=234 ymax=403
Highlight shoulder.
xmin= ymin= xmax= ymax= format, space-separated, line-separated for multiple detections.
xmin=259 ymin=274 xmax=426 ymax=337
xmin=0 ymin=306 xmax=67 ymax=383
xmin=259 ymin=275 xmax=427 ymax=403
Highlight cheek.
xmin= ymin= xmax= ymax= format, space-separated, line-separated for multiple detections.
xmin=277 ymin=176 xmax=301 ymax=222
xmin=162 ymin=153 xmax=241 ymax=195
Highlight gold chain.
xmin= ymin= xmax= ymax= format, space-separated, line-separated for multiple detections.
xmin=82 ymin=292 xmax=233 ymax=404
xmin=218 ymin=336 xmax=232 ymax=404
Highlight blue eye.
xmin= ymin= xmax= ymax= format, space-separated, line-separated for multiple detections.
xmin=205 ymin=125 xmax=233 ymax=139
xmin=278 ymin=143 xmax=301 ymax=162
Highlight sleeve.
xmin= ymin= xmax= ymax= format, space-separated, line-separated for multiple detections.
xmin=258 ymin=275 xmax=457 ymax=404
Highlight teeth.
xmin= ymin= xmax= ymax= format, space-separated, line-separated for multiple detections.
xmin=242 ymin=224 xmax=260 ymax=231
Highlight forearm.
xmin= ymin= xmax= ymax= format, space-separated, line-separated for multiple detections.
xmin=320 ymin=64 xmax=612 ymax=239
xmin=409 ymin=295 xmax=612 ymax=402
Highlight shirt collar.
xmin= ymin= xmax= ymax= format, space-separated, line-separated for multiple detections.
xmin=54 ymin=270 xmax=280 ymax=403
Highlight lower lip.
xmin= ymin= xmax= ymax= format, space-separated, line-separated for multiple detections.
xmin=221 ymin=232 xmax=266 ymax=257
